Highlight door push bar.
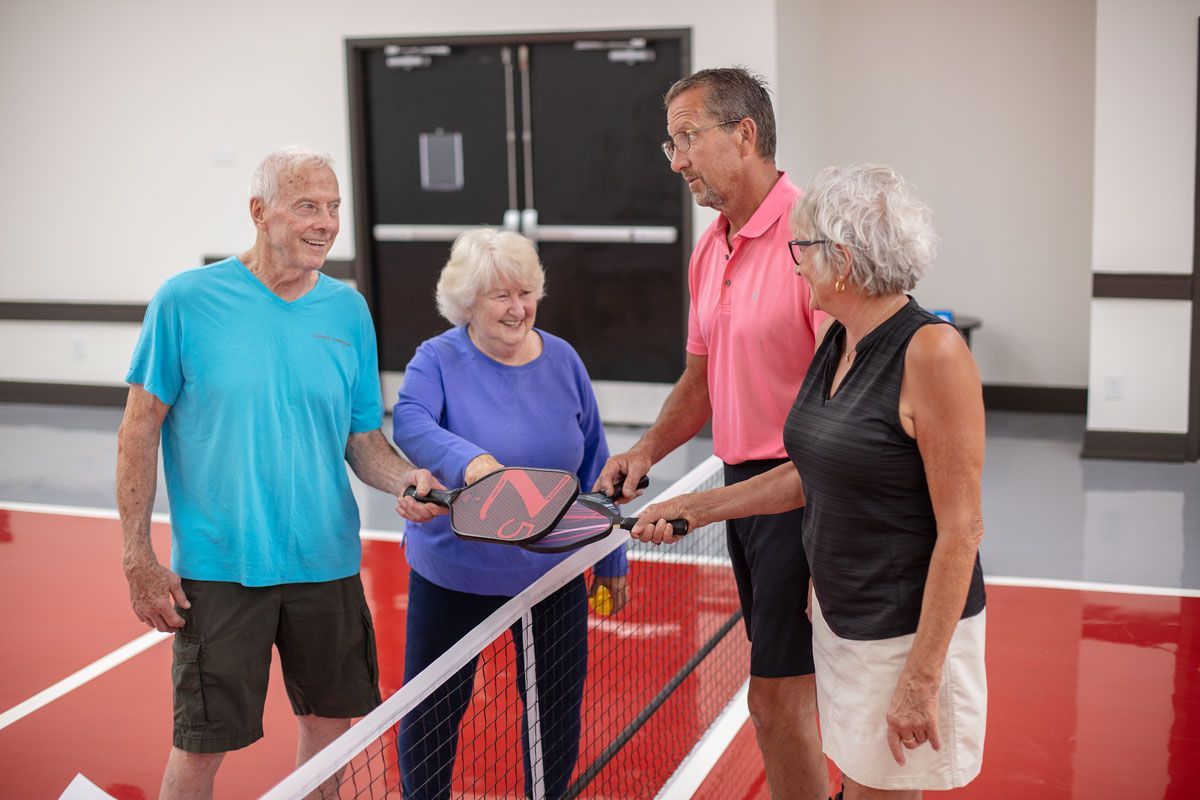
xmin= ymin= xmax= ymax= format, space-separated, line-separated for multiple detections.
xmin=373 ymin=214 xmax=676 ymax=245
xmin=373 ymin=221 xmax=517 ymax=242
xmin=519 ymin=208 xmax=677 ymax=245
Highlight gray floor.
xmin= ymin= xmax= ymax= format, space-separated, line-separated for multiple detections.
xmin=1 ymin=403 xmax=1197 ymax=590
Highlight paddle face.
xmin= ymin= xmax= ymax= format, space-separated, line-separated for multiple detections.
xmin=521 ymin=476 xmax=693 ymax=554
xmin=445 ymin=468 xmax=580 ymax=545
xmin=523 ymin=494 xmax=623 ymax=553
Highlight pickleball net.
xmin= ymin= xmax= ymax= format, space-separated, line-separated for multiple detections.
xmin=260 ymin=455 xmax=745 ymax=800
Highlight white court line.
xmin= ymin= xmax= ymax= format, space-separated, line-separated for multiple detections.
xmin=656 ymin=680 xmax=750 ymax=800
xmin=985 ymin=575 xmax=1200 ymax=598
xmin=0 ymin=500 xmax=169 ymax=524
xmin=5 ymin=501 xmax=1199 ymax=600
xmin=628 ymin=549 xmax=731 ymax=568
xmin=0 ymin=630 xmax=170 ymax=732
xmin=0 ymin=500 xmax=403 ymax=732
xmin=0 ymin=499 xmax=406 ymax=543
xmin=5 ymin=501 xmax=1199 ymax=598
xmin=628 ymin=554 xmax=1200 ymax=598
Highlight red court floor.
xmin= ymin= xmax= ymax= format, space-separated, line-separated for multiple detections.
xmin=1 ymin=506 xmax=1198 ymax=799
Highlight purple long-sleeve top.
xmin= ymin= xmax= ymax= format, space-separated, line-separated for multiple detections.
xmin=393 ymin=325 xmax=628 ymax=596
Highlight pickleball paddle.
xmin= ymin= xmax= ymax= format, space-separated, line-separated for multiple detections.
xmin=403 ymin=467 xmax=580 ymax=546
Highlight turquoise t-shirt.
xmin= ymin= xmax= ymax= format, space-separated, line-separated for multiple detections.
xmin=126 ymin=257 xmax=383 ymax=586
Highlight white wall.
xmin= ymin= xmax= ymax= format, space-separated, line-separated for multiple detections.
xmin=1087 ymin=299 xmax=1192 ymax=432
xmin=776 ymin=0 xmax=1096 ymax=389
xmin=1093 ymin=0 xmax=1199 ymax=273
xmin=1087 ymin=0 xmax=1199 ymax=435
xmin=6 ymin=0 xmax=1187 ymax=421
xmin=0 ymin=0 xmax=777 ymax=387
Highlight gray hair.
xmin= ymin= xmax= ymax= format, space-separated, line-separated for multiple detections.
xmin=248 ymin=147 xmax=335 ymax=207
xmin=436 ymin=228 xmax=546 ymax=326
xmin=664 ymin=66 xmax=777 ymax=161
xmin=791 ymin=164 xmax=939 ymax=296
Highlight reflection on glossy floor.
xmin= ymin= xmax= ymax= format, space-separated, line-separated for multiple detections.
xmin=698 ymin=586 xmax=1200 ymax=800
xmin=0 ymin=507 xmax=751 ymax=798
xmin=1 ymin=402 xmax=1198 ymax=798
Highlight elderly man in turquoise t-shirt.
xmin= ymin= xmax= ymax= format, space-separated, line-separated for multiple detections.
xmin=117 ymin=147 xmax=440 ymax=800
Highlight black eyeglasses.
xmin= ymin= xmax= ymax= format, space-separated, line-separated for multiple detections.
xmin=787 ymin=239 xmax=828 ymax=265
xmin=661 ymin=119 xmax=743 ymax=161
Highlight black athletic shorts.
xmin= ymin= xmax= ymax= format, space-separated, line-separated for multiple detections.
xmin=171 ymin=574 xmax=381 ymax=753
xmin=724 ymin=459 xmax=815 ymax=678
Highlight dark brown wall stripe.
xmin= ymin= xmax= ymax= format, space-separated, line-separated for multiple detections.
xmin=3 ymin=380 xmax=1090 ymax=414
xmin=0 ymin=302 xmax=146 ymax=323
xmin=0 ymin=381 xmax=129 ymax=407
xmin=0 ymin=258 xmax=359 ymax=324
xmin=1092 ymin=272 xmax=1193 ymax=300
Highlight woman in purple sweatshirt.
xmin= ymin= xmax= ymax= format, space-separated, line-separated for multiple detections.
xmin=393 ymin=228 xmax=629 ymax=799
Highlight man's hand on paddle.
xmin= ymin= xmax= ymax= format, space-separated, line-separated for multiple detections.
xmin=594 ymin=449 xmax=652 ymax=503
xmin=395 ymin=467 xmax=448 ymax=523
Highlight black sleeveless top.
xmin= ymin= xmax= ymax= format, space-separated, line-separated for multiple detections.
xmin=783 ymin=298 xmax=986 ymax=641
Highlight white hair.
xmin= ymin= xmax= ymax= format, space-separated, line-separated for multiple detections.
xmin=436 ymin=229 xmax=546 ymax=326
xmin=791 ymin=164 xmax=939 ymax=296
xmin=248 ymin=147 xmax=335 ymax=207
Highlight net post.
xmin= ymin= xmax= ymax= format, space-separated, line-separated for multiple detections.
xmin=521 ymin=609 xmax=547 ymax=800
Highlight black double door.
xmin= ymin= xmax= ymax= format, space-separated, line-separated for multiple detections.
xmin=348 ymin=31 xmax=689 ymax=382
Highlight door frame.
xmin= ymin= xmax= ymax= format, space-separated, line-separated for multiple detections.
xmin=344 ymin=28 xmax=693 ymax=370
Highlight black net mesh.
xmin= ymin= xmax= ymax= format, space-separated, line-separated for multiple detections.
xmin=262 ymin=460 xmax=744 ymax=800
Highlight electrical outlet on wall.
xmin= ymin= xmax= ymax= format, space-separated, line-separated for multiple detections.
xmin=1103 ymin=373 xmax=1123 ymax=402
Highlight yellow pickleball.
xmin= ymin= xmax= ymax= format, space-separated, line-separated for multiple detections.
xmin=589 ymin=584 xmax=613 ymax=616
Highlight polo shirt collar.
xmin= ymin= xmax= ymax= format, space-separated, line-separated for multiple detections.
xmin=719 ymin=171 xmax=797 ymax=240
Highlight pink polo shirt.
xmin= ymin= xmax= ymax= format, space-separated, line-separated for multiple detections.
xmin=686 ymin=172 xmax=825 ymax=464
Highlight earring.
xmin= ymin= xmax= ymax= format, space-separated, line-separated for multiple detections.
xmin=835 ymin=278 xmax=846 ymax=293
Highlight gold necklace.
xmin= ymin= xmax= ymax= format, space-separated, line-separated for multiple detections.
xmin=843 ymin=296 xmax=906 ymax=363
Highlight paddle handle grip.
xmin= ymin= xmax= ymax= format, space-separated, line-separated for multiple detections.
xmin=402 ymin=486 xmax=454 ymax=507
xmin=619 ymin=517 xmax=689 ymax=536
xmin=608 ymin=474 xmax=650 ymax=499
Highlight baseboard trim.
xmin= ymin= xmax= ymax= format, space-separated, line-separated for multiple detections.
xmin=0 ymin=381 xmax=128 ymax=407
xmin=982 ymin=384 xmax=1087 ymax=414
xmin=1081 ymin=430 xmax=1188 ymax=462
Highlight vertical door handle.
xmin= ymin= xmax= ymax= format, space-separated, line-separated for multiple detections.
xmin=518 ymin=45 xmax=535 ymax=210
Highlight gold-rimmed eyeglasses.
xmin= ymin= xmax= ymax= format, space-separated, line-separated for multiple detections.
xmin=661 ymin=119 xmax=743 ymax=161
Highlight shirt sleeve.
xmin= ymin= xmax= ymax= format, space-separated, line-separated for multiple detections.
xmin=392 ymin=339 xmax=487 ymax=488
xmin=684 ymin=248 xmax=708 ymax=357
xmin=125 ymin=281 xmax=183 ymax=406
xmin=350 ymin=299 xmax=384 ymax=434
xmin=569 ymin=351 xmax=628 ymax=578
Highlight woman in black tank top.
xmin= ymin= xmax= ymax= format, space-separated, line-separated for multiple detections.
xmin=630 ymin=165 xmax=987 ymax=796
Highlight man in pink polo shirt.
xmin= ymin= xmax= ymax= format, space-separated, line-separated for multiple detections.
xmin=597 ymin=67 xmax=827 ymax=800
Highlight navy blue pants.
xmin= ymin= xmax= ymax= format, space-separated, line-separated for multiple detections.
xmin=397 ymin=570 xmax=588 ymax=799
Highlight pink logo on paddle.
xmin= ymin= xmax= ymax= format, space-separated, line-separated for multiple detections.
xmin=478 ymin=470 xmax=575 ymax=539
